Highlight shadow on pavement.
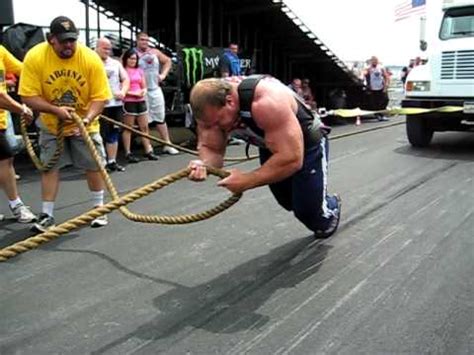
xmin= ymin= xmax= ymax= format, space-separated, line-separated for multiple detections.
xmin=55 ymin=236 xmax=332 ymax=354
xmin=395 ymin=132 xmax=474 ymax=162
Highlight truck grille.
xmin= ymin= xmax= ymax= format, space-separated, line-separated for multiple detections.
xmin=441 ymin=50 xmax=474 ymax=80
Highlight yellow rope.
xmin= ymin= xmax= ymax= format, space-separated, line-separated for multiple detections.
xmin=20 ymin=116 xmax=65 ymax=172
xmin=4 ymin=107 xmax=413 ymax=262
xmin=0 ymin=113 xmax=241 ymax=262
xmin=0 ymin=167 xmax=241 ymax=261
xmin=331 ymin=105 xmax=464 ymax=118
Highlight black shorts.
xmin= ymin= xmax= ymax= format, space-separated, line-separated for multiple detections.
xmin=103 ymin=106 xmax=124 ymax=121
xmin=123 ymin=101 xmax=148 ymax=116
xmin=0 ymin=130 xmax=14 ymax=161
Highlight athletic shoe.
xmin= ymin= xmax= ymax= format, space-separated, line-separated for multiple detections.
xmin=31 ymin=213 xmax=55 ymax=233
xmin=126 ymin=154 xmax=140 ymax=163
xmin=162 ymin=145 xmax=179 ymax=155
xmin=106 ymin=161 xmax=125 ymax=172
xmin=377 ymin=115 xmax=390 ymax=122
xmin=144 ymin=151 xmax=159 ymax=161
xmin=10 ymin=203 xmax=37 ymax=223
xmin=314 ymin=194 xmax=342 ymax=239
xmin=0 ymin=214 xmax=5 ymax=222
xmin=91 ymin=214 xmax=108 ymax=228
xmin=228 ymin=137 xmax=246 ymax=145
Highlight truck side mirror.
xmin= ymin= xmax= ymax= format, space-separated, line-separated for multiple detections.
xmin=419 ymin=16 xmax=427 ymax=51
xmin=420 ymin=40 xmax=427 ymax=51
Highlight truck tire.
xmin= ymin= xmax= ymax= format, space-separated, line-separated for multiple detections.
xmin=406 ymin=115 xmax=434 ymax=147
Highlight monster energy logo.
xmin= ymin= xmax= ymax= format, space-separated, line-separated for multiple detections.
xmin=182 ymin=48 xmax=205 ymax=87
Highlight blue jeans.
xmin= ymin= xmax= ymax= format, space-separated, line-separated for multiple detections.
xmin=259 ymin=137 xmax=338 ymax=232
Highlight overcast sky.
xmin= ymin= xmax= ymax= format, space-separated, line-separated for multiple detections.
xmin=12 ymin=0 xmax=430 ymax=65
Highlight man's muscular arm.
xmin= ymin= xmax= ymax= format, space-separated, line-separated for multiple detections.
xmin=188 ymin=122 xmax=227 ymax=181
xmin=197 ymin=122 xmax=227 ymax=168
xmin=218 ymin=83 xmax=304 ymax=193
xmin=154 ymin=49 xmax=172 ymax=82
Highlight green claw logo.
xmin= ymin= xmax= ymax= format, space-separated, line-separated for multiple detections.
xmin=182 ymin=48 xmax=204 ymax=87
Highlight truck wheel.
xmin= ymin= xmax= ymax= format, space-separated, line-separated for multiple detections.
xmin=406 ymin=115 xmax=434 ymax=147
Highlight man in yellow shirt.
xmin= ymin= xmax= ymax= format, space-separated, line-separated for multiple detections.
xmin=19 ymin=16 xmax=112 ymax=232
xmin=0 ymin=45 xmax=36 ymax=223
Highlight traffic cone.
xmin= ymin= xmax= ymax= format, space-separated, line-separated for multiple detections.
xmin=356 ymin=116 xmax=361 ymax=126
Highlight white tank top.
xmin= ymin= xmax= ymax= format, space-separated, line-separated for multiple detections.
xmin=104 ymin=57 xmax=123 ymax=107
xmin=368 ymin=65 xmax=385 ymax=91
xmin=138 ymin=49 xmax=160 ymax=91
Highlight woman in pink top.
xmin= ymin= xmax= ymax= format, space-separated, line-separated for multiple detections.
xmin=122 ymin=49 xmax=158 ymax=162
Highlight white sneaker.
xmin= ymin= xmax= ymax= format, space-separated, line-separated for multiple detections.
xmin=91 ymin=214 xmax=108 ymax=228
xmin=10 ymin=203 xmax=37 ymax=223
xmin=162 ymin=145 xmax=179 ymax=155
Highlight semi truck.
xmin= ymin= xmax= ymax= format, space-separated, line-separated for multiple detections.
xmin=402 ymin=0 xmax=474 ymax=147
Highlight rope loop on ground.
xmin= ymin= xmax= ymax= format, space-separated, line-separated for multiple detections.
xmin=0 ymin=114 xmax=242 ymax=262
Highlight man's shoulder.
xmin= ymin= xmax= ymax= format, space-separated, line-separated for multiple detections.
xmin=252 ymin=78 xmax=288 ymax=109
xmin=78 ymin=44 xmax=103 ymax=64
xmin=78 ymin=43 xmax=98 ymax=56
xmin=23 ymin=42 xmax=48 ymax=63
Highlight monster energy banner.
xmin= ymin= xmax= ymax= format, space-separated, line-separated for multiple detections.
xmin=179 ymin=45 xmax=253 ymax=88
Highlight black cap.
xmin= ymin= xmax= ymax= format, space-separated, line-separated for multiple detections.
xmin=50 ymin=16 xmax=78 ymax=41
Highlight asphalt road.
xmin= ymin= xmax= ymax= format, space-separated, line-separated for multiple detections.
xmin=1 ymin=117 xmax=473 ymax=354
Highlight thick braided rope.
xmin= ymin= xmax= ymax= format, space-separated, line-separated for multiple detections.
xmin=0 ymin=116 xmax=242 ymax=262
xmin=100 ymin=114 xmax=259 ymax=162
xmin=73 ymin=113 xmax=241 ymax=224
xmin=72 ymin=114 xmax=240 ymax=223
xmin=20 ymin=116 xmax=65 ymax=172
xmin=0 ymin=167 xmax=241 ymax=261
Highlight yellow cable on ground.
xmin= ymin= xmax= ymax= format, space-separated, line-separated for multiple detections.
xmin=331 ymin=105 xmax=464 ymax=118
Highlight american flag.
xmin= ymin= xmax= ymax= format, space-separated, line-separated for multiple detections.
xmin=394 ymin=0 xmax=426 ymax=22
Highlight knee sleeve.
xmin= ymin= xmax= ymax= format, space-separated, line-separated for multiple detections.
xmin=105 ymin=129 xmax=119 ymax=144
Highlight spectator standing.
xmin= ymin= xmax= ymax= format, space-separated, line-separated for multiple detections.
xmin=121 ymin=48 xmax=158 ymax=163
xmin=135 ymin=32 xmax=179 ymax=155
xmin=220 ymin=43 xmax=242 ymax=77
xmin=19 ymin=16 xmax=112 ymax=232
xmin=96 ymin=37 xmax=129 ymax=172
xmin=301 ymin=78 xmax=317 ymax=109
xmin=400 ymin=59 xmax=415 ymax=85
xmin=364 ymin=56 xmax=390 ymax=121
xmin=220 ymin=43 xmax=246 ymax=145
xmin=287 ymin=78 xmax=303 ymax=97
xmin=0 ymin=45 xmax=36 ymax=223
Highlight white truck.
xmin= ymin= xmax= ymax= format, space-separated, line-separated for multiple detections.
xmin=402 ymin=0 xmax=474 ymax=147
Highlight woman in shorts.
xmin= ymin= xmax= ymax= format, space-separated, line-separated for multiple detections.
xmin=122 ymin=49 xmax=158 ymax=162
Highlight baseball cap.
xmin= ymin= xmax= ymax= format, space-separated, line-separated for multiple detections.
xmin=50 ymin=16 xmax=79 ymax=41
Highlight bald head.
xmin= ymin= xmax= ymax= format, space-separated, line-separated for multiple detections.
xmin=96 ymin=37 xmax=112 ymax=60
xmin=190 ymin=78 xmax=233 ymax=120
xmin=370 ymin=56 xmax=379 ymax=67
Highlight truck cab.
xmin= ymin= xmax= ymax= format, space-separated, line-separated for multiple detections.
xmin=402 ymin=0 xmax=474 ymax=147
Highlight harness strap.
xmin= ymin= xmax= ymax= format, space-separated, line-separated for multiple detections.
xmin=237 ymin=75 xmax=267 ymax=137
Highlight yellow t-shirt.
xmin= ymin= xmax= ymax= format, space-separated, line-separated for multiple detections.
xmin=19 ymin=42 xmax=111 ymax=135
xmin=0 ymin=45 xmax=22 ymax=130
